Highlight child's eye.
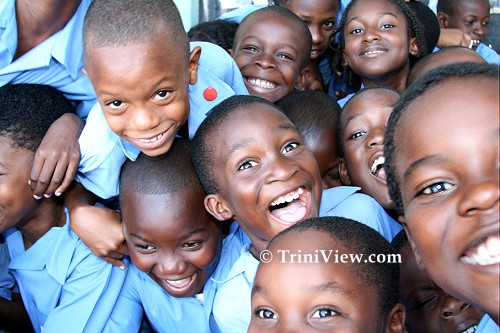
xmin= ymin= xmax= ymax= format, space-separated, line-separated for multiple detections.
xmin=238 ymin=160 xmax=258 ymax=170
xmin=311 ymin=308 xmax=337 ymax=318
xmin=465 ymin=20 xmax=474 ymax=26
xmin=380 ymin=23 xmax=395 ymax=29
xmin=181 ymin=240 xmax=203 ymax=249
xmin=108 ymin=100 xmax=124 ymax=109
xmin=277 ymin=53 xmax=293 ymax=61
xmin=154 ymin=90 xmax=171 ymax=100
xmin=348 ymin=131 xmax=366 ymax=140
xmin=256 ymin=308 xmax=277 ymax=319
xmin=412 ymin=294 xmax=438 ymax=310
xmin=349 ymin=28 xmax=364 ymax=35
xmin=135 ymin=244 xmax=156 ymax=252
xmin=419 ymin=182 xmax=453 ymax=195
xmin=323 ymin=20 xmax=335 ymax=29
xmin=243 ymin=46 xmax=259 ymax=52
xmin=482 ymin=21 xmax=489 ymax=26
xmin=281 ymin=142 xmax=299 ymax=154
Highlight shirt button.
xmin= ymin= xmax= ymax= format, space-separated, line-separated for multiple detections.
xmin=203 ymin=87 xmax=218 ymax=101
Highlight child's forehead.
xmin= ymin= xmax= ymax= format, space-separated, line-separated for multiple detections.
xmin=348 ymin=0 xmax=402 ymax=18
xmin=343 ymin=90 xmax=398 ymax=121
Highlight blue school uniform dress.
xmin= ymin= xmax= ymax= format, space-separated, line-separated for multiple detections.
xmin=477 ymin=314 xmax=500 ymax=333
xmin=476 ymin=43 xmax=500 ymax=65
xmin=103 ymin=222 xmax=247 ymax=333
xmin=77 ymin=41 xmax=248 ymax=200
xmin=0 ymin=0 xmax=96 ymax=117
xmin=212 ymin=186 xmax=402 ymax=333
xmin=4 ymin=211 xmax=127 ymax=333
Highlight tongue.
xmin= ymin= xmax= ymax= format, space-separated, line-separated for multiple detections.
xmin=271 ymin=200 xmax=307 ymax=224
xmin=375 ymin=167 xmax=387 ymax=181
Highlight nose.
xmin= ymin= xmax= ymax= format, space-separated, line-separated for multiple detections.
xmin=254 ymin=51 xmax=277 ymax=70
xmin=473 ymin=22 xmax=487 ymax=38
xmin=155 ymin=253 xmax=187 ymax=278
xmin=363 ymin=26 xmax=381 ymax=43
xmin=457 ymin=177 xmax=499 ymax=217
xmin=265 ymin=154 xmax=299 ymax=184
xmin=310 ymin=25 xmax=323 ymax=46
xmin=367 ymin=127 xmax=385 ymax=147
xmin=441 ymin=295 xmax=471 ymax=319
xmin=130 ymin=105 xmax=160 ymax=132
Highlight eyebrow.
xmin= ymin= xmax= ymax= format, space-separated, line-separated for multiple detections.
xmin=240 ymin=35 xmax=299 ymax=54
xmin=403 ymin=154 xmax=445 ymax=181
xmin=252 ymin=281 xmax=357 ymax=299
xmin=347 ymin=12 xmax=399 ymax=25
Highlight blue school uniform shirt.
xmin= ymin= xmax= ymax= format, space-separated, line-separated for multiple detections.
xmin=0 ymin=0 xmax=96 ymax=117
xmin=212 ymin=186 xmax=402 ymax=333
xmin=103 ymin=222 xmax=247 ymax=333
xmin=476 ymin=43 xmax=500 ymax=65
xmin=77 ymin=41 xmax=248 ymax=199
xmin=4 ymin=211 xmax=128 ymax=333
xmin=0 ymin=234 xmax=14 ymax=301
xmin=477 ymin=314 xmax=500 ymax=333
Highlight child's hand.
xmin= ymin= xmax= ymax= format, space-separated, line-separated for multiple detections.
xmin=437 ymin=28 xmax=473 ymax=49
xmin=70 ymin=204 xmax=129 ymax=269
xmin=29 ymin=113 xmax=84 ymax=199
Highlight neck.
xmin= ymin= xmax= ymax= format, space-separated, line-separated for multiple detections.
xmin=360 ymin=64 xmax=410 ymax=93
xmin=14 ymin=0 xmax=81 ymax=60
xmin=18 ymin=198 xmax=66 ymax=250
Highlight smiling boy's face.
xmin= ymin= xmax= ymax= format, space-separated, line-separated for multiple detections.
xmin=394 ymin=76 xmax=499 ymax=320
xmin=231 ymin=12 xmax=309 ymax=102
xmin=121 ymin=188 xmax=221 ymax=298
xmin=339 ymin=89 xmax=398 ymax=210
xmin=84 ymin=38 xmax=199 ymax=157
xmin=249 ymin=230 xmax=395 ymax=333
xmin=205 ymin=104 xmax=322 ymax=254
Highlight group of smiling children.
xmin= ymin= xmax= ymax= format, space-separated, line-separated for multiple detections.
xmin=0 ymin=0 xmax=498 ymax=332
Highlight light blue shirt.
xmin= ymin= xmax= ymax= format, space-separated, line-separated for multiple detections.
xmin=217 ymin=5 xmax=267 ymax=23
xmin=477 ymin=314 xmax=499 ymax=333
xmin=77 ymin=41 xmax=248 ymax=199
xmin=476 ymin=43 xmax=500 ymax=65
xmin=0 ymin=235 xmax=14 ymax=301
xmin=4 ymin=212 xmax=128 ymax=333
xmin=212 ymin=186 xmax=402 ymax=333
xmin=104 ymin=222 xmax=247 ymax=333
xmin=0 ymin=0 xmax=96 ymax=117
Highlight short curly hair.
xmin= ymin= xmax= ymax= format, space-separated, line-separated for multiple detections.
xmin=384 ymin=62 xmax=498 ymax=215
xmin=0 ymin=84 xmax=74 ymax=152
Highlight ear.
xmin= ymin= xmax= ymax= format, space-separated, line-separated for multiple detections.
xmin=437 ymin=13 xmax=448 ymax=28
xmin=401 ymin=222 xmax=425 ymax=271
xmin=293 ymin=68 xmax=307 ymax=91
xmin=188 ymin=46 xmax=202 ymax=86
xmin=408 ymin=37 xmax=419 ymax=57
xmin=339 ymin=158 xmax=352 ymax=185
xmin=341 ymin=50 xmax=348 ymax=68
xmin=228 ymin=48 xmax=234 ymax=57
xmin=384 ymin=303 xmax=407 ymax=333
xmin=205 ymin=194 xmax=235 ymax=221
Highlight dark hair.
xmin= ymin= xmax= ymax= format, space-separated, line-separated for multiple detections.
xmin=234 ymin=5 xmax=313 ymax=68
xmin=188 ymin=20 xmax=239 ymax=52
xmin=276 ymin=90 xmax=340 ymax=144
xmin=337 ymin=86 xmax=399 ymax=158
xmin=407 ymin=0 xmax=440 ymax=53
xmin=120 ymin=139 xmax=202 ymax=199
xmin=0 ymin=84 xmax=75 ymax=152
xmin=274 ymin=0 xmax=341 ymax=7
xmin=269 ymin=216 xmax=400 ymax=317
xmin=192 ymin=95 xmax=280 ymax=195
xmin=390 ymin=229 xmax=409 ymax=254
xmin=83 ymin=0 xmax=189 ymax=66
xmin=384 ymin=62 xmax=499 ymax=214
xmin=330 ymin=0 xmax=428 ymax=90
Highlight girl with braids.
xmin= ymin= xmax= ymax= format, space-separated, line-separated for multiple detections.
xmin=330 ymin=0 xmax=429 ymax=107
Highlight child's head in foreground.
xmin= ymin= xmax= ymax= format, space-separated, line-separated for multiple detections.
xmin=276 ymin=90 xmax=342 ymax=189
xmin=332 ymin=0 xmax=425 ymax=91
xmin=248 ymin=216 xmax=405 ymax=333
xmin=391 ymin=230 xmax=484 ymax=333
xmin=119 ymin=139 xmax=222 ymax=298
xmin=407 ymin=46 xmax=487 ymax=87
xmin=437 ymin=0 xmax=490 ymax=51
xmin=192 ymin=95 xmax=323 ymax=255
xmin=0 ymin=84 xmax=74 ymax=233
xmin=338 ymin=86 xmax=400 ymax=211
xmin=83 ymin=0 xmax=198 ymax=157
xmin=274 ymin=0 xmax=341 ymax=61
xmin=230 ymin=6 xmax=312 ymax=102
xmin=384 ymin=62 xmax=499 ymax=322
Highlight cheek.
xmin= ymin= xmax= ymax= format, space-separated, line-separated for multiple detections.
xmin=129 ymin=251 xmax=155 ymax=273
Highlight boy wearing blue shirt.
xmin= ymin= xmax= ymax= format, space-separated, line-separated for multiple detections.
xmin=0 ymin=84 xmax=127 ymax=333
xmin=191 ymin=95 xmax=402 ymax=332
xmin=104 ymin=139 xmax=244 ymax=333
xmin=67 ymin=0 xmax=248 ymax=267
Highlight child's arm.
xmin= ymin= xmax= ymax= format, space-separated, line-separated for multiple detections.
xmin=437 ymin=28 xmax=472 ymax=49
xmin=66 ymin=182 xmax=128 ymax=269
xmin=29 ymin=113 xmax=84 ymax=199
xmin=0 ymin=293 xmax=34 ymax=332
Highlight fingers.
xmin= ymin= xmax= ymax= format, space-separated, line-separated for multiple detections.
xmin=102 ymin=256 xmax=127 ymax=270
xmin=54 ymin=155 xmax=79 ymax=197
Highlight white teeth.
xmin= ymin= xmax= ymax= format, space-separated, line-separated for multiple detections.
xmin=462 ymin=235 xmax=500 ymax=266
xmin=370 ymin=156 xmax=385 ymax=174
xmin=166 ymin=277 xmax=190 ymax=285
xmin=247 ymin=78 xmax=276 ymax=89
xmin=461 ymin=325 xmax=477 ymax=333
xmin=139 ymin=132 xmax=163 ymax=143
xmin=270 ymin=187 xmax=304 ymax=207
xmin=364 ymin=50 xmax=385 ymax=56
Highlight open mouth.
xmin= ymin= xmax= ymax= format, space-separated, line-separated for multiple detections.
xmin=139 ymin=131 xmax=165 ymax=144
xmin=370 ymin=156 xmax=387 ymax=181
xmin=460 ymin=324 xmax=477 ymax=333
xmin=246 ymin=77 xmax=277 ymax=89
xmin=461 ymin=234 xmax=500 ymax=266
xmin=360 ymin=48 xmax=387 ymax=57
xmin=164 ymin=273 xmax=197 ymax=290
xmin=269 ymin=187 xmax=310 ymax=225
